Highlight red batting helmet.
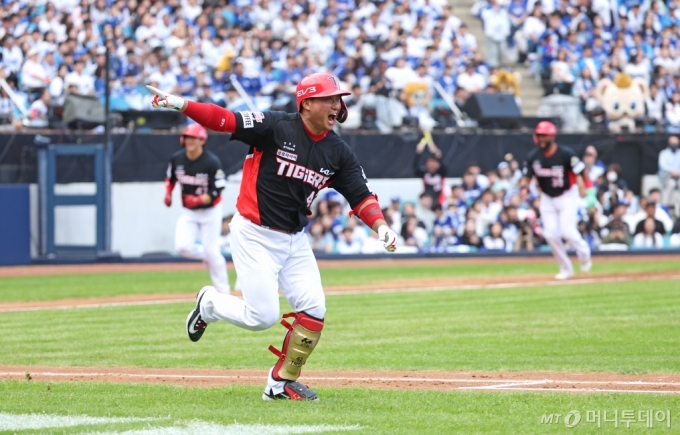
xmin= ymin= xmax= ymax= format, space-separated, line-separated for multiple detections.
xmin=295 ymin=72 xmax=352 ymax=123
xmin=179 ymin=123 xmax=208 ymax=147
xmin=533 ymin=121 xmax=557 ymax=144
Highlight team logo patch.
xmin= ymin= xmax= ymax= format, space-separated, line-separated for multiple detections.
xmin=253 ymin=111 xmax=264 ymax=123
xmin=240 ymin=111 xmax=254 ymax=128
xmin=277 ymin=149 xmax=298 ymax=161
xmin=571 ymin=156 xmax=580 ymax=166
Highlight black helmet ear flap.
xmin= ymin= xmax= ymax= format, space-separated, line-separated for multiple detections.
xmin=337 ymin=98 xmax=348 ymax=123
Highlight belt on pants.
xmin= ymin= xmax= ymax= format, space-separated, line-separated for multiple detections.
xmin=243 ymin=217 xmax=298 ymax=235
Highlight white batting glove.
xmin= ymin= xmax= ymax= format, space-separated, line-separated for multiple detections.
xmin=146 ymin=85 xmax=185 ymax=111
xmin=378 ymin=225 xmax=398 ymax=252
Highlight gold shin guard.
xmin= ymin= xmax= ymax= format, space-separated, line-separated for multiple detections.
xmin=268 ymin=312 xmax=324 ymax=381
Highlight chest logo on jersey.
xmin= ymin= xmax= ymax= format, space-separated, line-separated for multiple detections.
xmin=532 ymin=161 xmax=564 ymax=178
xmin=175 ymin=168 xmax=209 ymax=187
xmin=319 ymin=167 xmax=334 ymax=176
xmin=276 ymin=157 xmax=330 ymax=189
xmin=277 ymin=149 xmax=298 ymax=162
xmin=283 ymin=141 xmax=296 ymax=151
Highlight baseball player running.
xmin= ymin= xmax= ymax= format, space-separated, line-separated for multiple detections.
xmin=521 ymin=121 xmax=592 ymax=280
xmin=148 ymin=72 xmax=399 ymax=401
xmin=165 ymin=124 xmax=230 ymax=293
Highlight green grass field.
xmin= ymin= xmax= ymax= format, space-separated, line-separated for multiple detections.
xmin=1 ymin=259 xmax=679 ymax=434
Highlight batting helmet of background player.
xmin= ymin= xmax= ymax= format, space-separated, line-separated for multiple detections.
xmin=295 ymin=73 xmax=352 ymax=123
xmin=533 ymin=121 xmax=557 ymax=145
xmin=179 ymin=123 xmax=208 ymax=147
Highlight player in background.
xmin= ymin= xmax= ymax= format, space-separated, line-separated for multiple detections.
xmin=521 ymin=121 xmax=592 ymax=280
xmin=414 ymin=141 xmax=449 ymax=207
xmin=148 ymin=72 xmax=399 ymax=401
xmin=165 ymin=124 xmax=230 ymax=293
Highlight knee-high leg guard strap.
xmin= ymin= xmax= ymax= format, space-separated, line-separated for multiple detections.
xmin=268 ymin=312 xmax=323 ymax=382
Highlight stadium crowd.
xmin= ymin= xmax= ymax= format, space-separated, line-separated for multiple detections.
xmin=0 ymin=0 xmax=495 ymax=131
xmin=473 ymin=0 xmax=680 ymax=128
xmin=220 ymin=140 xmax=680 ymax=255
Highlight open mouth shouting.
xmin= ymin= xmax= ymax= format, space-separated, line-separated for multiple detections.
xmin=327 ymin=112 xmax=337 ymax=126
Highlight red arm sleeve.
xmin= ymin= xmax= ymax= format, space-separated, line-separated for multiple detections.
xmin=349 ymin=195 xmax=385 ymax=229
xmin=165 ymin=177 xmax=176 ymax=194
xmin=183 ymin=101 xmax=236 ymax=133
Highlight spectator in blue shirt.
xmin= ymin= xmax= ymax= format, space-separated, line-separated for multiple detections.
xmin=560 ymin=31 xmax=583 ymax=64
xmin=433 ymin=204 xmax=459 ymax=247
xmin=176 ymin=60 xmax=196 ymax=97
xmin=591 ymin=36 xmax=610 ymax=64
xmin=462 ymin=171 xmax=482 ymax=205
xmin=259 ymin=59 xmax=283 ymax=96
xmin=438 ymin=65 xmax=457 ymax=96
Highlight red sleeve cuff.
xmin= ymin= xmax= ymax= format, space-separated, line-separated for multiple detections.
xmin=165 ymin=178 xmax=176 ymax=194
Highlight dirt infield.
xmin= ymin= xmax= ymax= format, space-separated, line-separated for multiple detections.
xmin=2 ymin=365 xmax=680 ymax=394
xmin=1 ymin=269 xmax=678 ymax=313
xmin=2 ymin=254 xmax=680 ymax=278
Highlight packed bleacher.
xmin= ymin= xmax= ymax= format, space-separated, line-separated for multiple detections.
xmin=1 ymin=0 xmax=494 ymax=131
xmin=474 ymin=0 xmax=680 ymax=129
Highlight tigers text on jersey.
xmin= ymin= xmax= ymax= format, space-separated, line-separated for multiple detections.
xmin=167 ymin=149 xmax=226 ymax=209
xmin=522 ymin=145 xmax=585 ymax=197
xmin=231 ymin=110 xmax=373 ymax=233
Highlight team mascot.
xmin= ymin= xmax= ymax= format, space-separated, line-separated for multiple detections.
xmin=594 ymin=73 xmax=648 ymax=133
xmin=491 ymin=69 xmax=521 ymax=97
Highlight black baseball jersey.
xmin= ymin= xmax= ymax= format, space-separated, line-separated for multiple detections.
xmin=522 ymin=145 xmax=585 ymax=197
xmin=230 ymin=110 xmax=373 ymax=233
xmin=167 ymin=149 xmax=226 ymax=209
xmin=414 ymin=156 xmax=447 ymax=205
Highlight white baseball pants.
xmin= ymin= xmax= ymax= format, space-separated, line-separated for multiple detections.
xmin=175 ymin=206 xmax=230 ymax=293
xmin=540 ymin=185 xmax=591 ymax=274
xmin=199 ymin=212 xmax=326 ymax=331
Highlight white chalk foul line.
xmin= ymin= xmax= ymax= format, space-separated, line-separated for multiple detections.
xmin=2 ymin=371 xmax=680 ymax=394
xmin=2 ymin=273 xmax=679 ymax=313
xmin=458 ymin=380 xmax=550 ymax=390
xmin=0 ymin=413 xmax=360 ymax=435
xmin=0 ymin=412 xmax=155 ymax=431
xmin=326 ymin=274 xmax=680 ymax=296
xmin=0 ymin=298 xmax=195 ymax=313
xmin=481 ymin=387 xmax=680 ymax=395
xmin=81 ymin=422 xmax=361 ymax=435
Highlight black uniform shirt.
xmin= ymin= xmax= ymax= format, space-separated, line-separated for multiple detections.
xmin=230 ymin=110 xmax=374 ymax=233
xmin=523 ymin=145 xmax=585 ymax=197
xmin=414 ymin=156 xmax=447 ymax=205
xmin=167 ymin=149 xmax=226 ymax=209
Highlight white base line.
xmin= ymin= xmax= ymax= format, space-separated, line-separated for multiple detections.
xmin=1 ymin=371 xmax=679 ymax=394
xmin=2 ymin=274 xmax=680 ymax=313
xmin=0 ymin=298 xmax=195 ymax=313
xmin=483 ymin=387 xmax=680 ymax=394
xmin=325 ymin=274 xmax=680 ymax=296
xmin=459 ymin=380 xmax=550 ymax=389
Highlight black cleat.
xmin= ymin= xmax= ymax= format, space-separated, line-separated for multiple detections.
xmin=186 ymin=286 xmax=211 ymax=342
xmin=262 ymin=381 xmax=319 ymax=401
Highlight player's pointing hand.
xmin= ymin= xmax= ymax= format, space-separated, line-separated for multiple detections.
xmin=378 ymin=225 xmax=398 ymax=252
xmin=146 ymin=85 xmax=186 ymax=111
